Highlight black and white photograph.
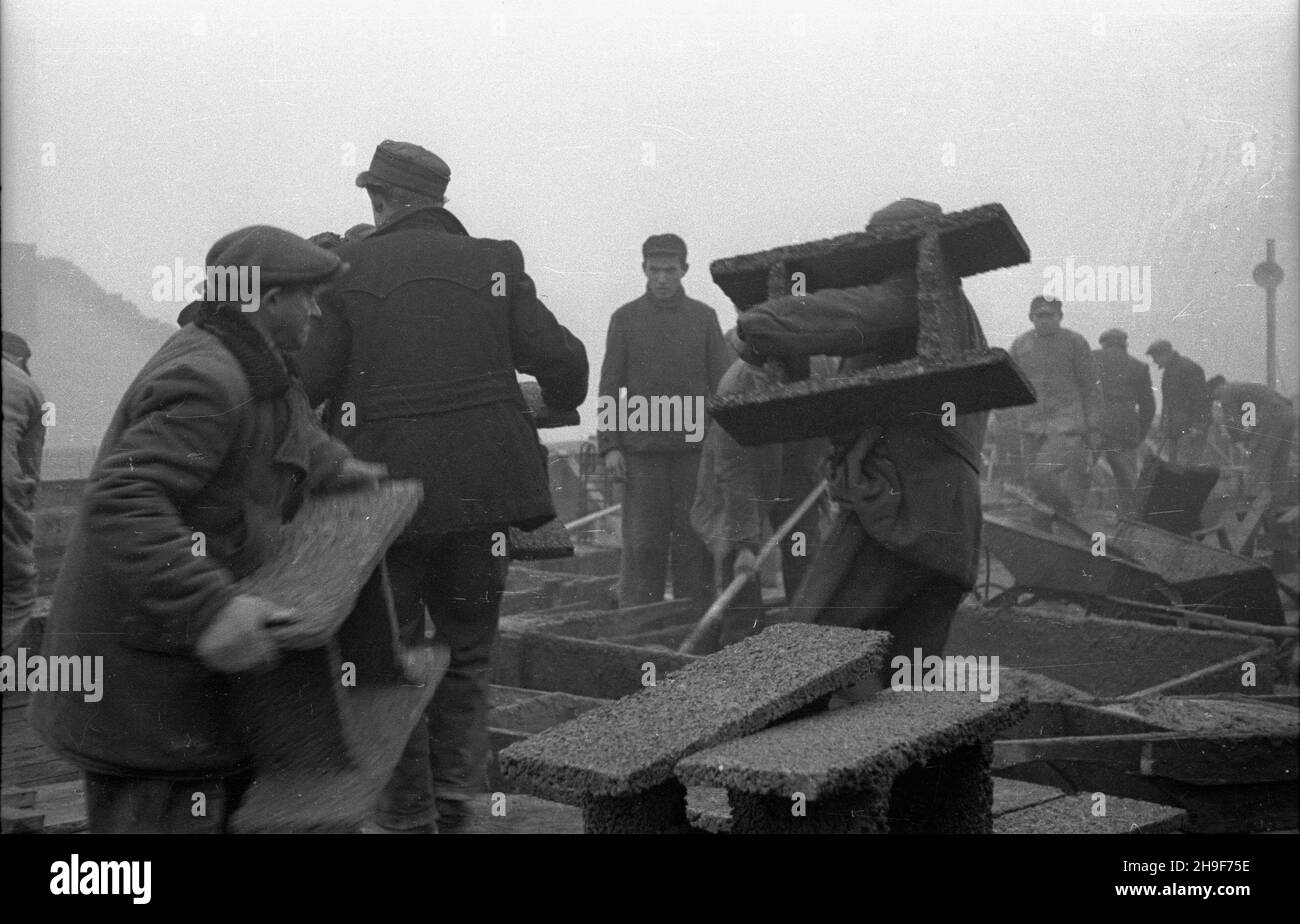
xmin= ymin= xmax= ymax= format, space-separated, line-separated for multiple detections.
xmin=1 ymin=0 xmax=1297 ymax=880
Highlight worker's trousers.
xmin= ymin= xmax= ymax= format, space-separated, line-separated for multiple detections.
xmin=83 ymin=770 xmax=253 ymax=833
xmin=1019 ymin=431 xmax=1089 ymax=520
xmin=372 ymin=529 xmax=508 ymax=831
xmin=790 ymin=510 xmax=966 ymax=686
xmin=619 ymin=451 xmax=712 ymax=608
xmin=1095 ymin=438 xmax=1140 ymax=516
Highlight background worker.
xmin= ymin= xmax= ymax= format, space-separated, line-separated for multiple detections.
xmin=599 ymin=234 xmax=730 ymax=610
xmin=1093 ymin=327 xmax=1155 ymax=514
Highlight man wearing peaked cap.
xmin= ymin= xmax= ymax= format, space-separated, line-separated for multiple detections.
xmin=598 ymin=233 xmax=730 ymax=613
xmin=1145 ymin=338 xmax=1211 ymax=464
xmin=734 ymin=198 xmax=989 ymax=684
xmin=1093 ymin=328 xmax=1155 ymax=513
xmin=300 ymin=140 xmax=588 ymax=833
xmin=31 ymin=225 xmax=383 ymax=832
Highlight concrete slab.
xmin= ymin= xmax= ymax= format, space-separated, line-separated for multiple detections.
xmin=500 ymin=624 xmax=889 ymax=805
xmin=994 ymin=791 xmax=1186 ymax=833
xmin=676 ymin=691 xmax=1027 ymax=801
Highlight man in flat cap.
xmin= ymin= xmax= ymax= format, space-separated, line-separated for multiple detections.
xmin=735 ymin=199 xmax=987 ymax=680
xmin=1146 ymin=339 xmax=1211 ymax=465
xmin=3 ymin=331 xmax=45 ymax=659
xmin=1093 ymin=328 xmax=1155 ymax=514
xmin=300 ymin=140 xmax=588 ymax=833
xmin=599 ymin=234 xmax=729 ymax=611
xmin=1009 ymin=295 xmax=1100 ymax=523
xmin=31 ymin=226 xmax=383 ymax=833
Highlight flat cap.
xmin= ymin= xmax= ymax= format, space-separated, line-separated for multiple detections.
xmin=356 ymin=140 xmax=450 ymax=199
xmin=1098 ymin=327 xmax=1128 ymax=346
xmin=867 ymin=198 xmax=942 ymax=227
xmin=1030 ymin=294 xmax=1063 ymax=313
xmin=203 ymin=226 xmax=345 ymax=302
xmin=1145 ymin=339 xmax=1173 ymax=356
xmin=2 ymin=330 xmax=31 ymax=359
xmin=643 ymin=233 xmax=687 ymax=262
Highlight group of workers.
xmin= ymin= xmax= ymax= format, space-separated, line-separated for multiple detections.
xmin=1000 ymin=295 xmax=1297 ymax=522
xmin=4 ymin=145 xmax=1295 ymax=834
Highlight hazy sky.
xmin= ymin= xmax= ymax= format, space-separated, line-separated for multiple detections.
xmin=4 ymin=0 xmax=1297 ymax=439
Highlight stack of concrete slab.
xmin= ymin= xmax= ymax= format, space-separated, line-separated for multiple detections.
xmin=677 ymin=691 xmax=1027 ymax=833
xmin=500 ymin=624 xmax=890 ymax=833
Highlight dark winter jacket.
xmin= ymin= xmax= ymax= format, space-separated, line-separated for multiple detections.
xmin=300 ymin=206 xmax=588 ymax=536
xmin=31 ymin=313 xmax=353 ymax=775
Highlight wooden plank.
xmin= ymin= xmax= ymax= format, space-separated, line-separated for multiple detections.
xmin=994 ymin=730 xmax=1297 ymax=784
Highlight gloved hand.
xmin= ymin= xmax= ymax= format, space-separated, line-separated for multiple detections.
xmin=733 ymin=548 xmax=758 ymax=578
xmin=196 ymin=594 xmax=288 ymax=673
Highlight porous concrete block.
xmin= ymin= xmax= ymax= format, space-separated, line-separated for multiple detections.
xmin=500 ymin=624 xmax=890 ymax=808
xmin=707 ymin=203 xmax=1035 ymax=445
xmin=676 ymin=690 xmax=1027 ymax=833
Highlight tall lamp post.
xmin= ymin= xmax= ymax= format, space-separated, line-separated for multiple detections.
xmin=1252 ymin=239 xmax=1284 ymax=391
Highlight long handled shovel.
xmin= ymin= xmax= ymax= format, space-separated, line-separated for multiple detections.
xmin=677 ymin=480 xmax=828 ymax=655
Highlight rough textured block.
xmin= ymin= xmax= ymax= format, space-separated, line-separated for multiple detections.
xmin=708 ymin=203 xmax=1035 ymax=445
xmin=713 ymin=349 xmax=1034 ymax=445
xmin=509 ymin=518 xmax=575 ymax=561
xmin=234 ymin=480 xmax=423 ymax=646
xmin=230 ymin=644 xmax=447 ymax=833
xmin=677 ymin=691 xmax=1026 ymax=832
xmin=994 ymin=791 xmax=1186 ymax=834
xmin=583 ymin=780 xmax=690 ymax=834
xmin=500 ymin=624 xmax=890 ymax=805
xmin=711 ymin=203 xmax=1029 ymax=310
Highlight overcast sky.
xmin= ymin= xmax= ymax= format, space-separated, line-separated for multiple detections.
xmin=4 ymin=0 xmax=1297 ymax=438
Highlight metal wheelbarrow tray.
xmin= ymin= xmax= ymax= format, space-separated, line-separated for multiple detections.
xmin=982 ymin=513 xmax=1173 ymax=604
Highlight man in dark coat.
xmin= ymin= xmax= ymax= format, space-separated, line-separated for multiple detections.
xmin=1146 ymin=339 xmax=1210 ymax=465
xmin=2 ymin=331 xmax=45 ymax=658
xmin=735 ymin=199 xmax=988 ymax=680
xmin=1093 ymin=328 xmax=1155 ymax=513
xmin=299 ymin=140 xmax=588 ymax=832
xmin=599 ymin=234 xmax=730 ymax=610
xmin=30 ymin=227 xmax=380 ymax=833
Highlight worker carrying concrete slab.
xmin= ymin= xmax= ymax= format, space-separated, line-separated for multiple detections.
xmin=733 ymin=198 xmax=988 ymax=675
xmin=29 ymin=226 xmax=385 ymax=833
